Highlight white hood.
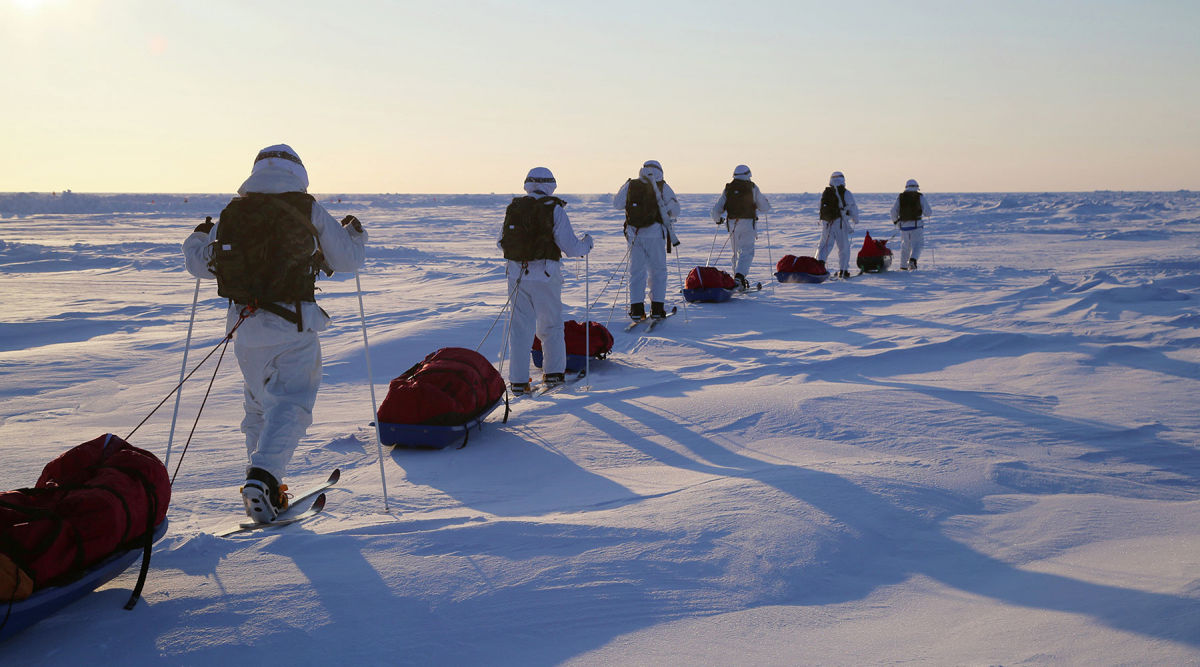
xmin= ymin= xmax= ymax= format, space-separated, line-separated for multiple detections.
xmin=639 ymin=159 xmax=664 ymax=183
xmin=829 ymin=171 xmax=846 ymax=188
xmin=524 ymin=166 xmax=557 ymax=195
xmin=237 ymin=144 xmax=309 ymax=195
xmin=905 ymin=179 xmax=920 ymax=191
xmin=733 ymin=165 xmax=752 ymax=181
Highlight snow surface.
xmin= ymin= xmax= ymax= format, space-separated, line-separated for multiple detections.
xmin=1 ymin=190 xmax=1198 ymax=664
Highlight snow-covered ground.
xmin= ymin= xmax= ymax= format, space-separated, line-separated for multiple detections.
xmin=2 ymin=190 xmax=1198 ymax=664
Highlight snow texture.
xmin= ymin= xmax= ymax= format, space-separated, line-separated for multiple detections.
xmin=1 ymin=190 xmax=1199 ymax=664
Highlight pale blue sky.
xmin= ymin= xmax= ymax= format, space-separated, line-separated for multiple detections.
xmin=2 ymin=0 xmax=1197 ymax=193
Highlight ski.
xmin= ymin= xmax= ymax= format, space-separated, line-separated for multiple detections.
xmin=509 ymin=384 xmax=539 ymax=400
xmin=510 ymin=376 xmax=573 ymax=400
xmin=217 ymin=468 xmax=340 ymax=537
xmin=624 ymin=317 xmax=649 ymax=332
xmin=533 ymin=368 xmax=587 ymax=395
xmin=645 ymin=306 xmax=678 ymax=332
xmin=218 ymin=494 xmax=328 ymax=537
xmin=282 ymin=468 xmax=340 ymax=509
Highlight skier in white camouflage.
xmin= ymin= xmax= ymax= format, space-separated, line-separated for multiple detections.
xmin=710 ymin=164 xmax=772 ymax=290
xmin=890 ymin=178 xmax=932 ymax=270
xmin=499 ymin=167 xmax=593 ymax=394
xmin=816 ymin=171 xmax=860 ymax=279
xmin=182 ymin=144 xmax=366 ymax=522
xmin=613 ymin=159 xmax=680 ymax=320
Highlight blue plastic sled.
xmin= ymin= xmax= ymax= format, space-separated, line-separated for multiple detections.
xmin=682 ymin=287 xmax=734 ymax=303
xmin=531 ymin=350 xmax=603 ymax=373
xmin=775 ymin=271 xmax=830 ymax=284
xmin=376 ymin=398 xmax=504 ymax=450
xmin=1 ymin=519 xmax=169 ymax=643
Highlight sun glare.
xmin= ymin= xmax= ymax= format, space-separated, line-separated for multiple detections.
xmin=11 ymin=0 xmax=49 ymax=10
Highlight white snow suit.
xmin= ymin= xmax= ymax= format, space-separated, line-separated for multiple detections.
xmin=501 ymin=183 xmax=593 ymax=385
xmin=613 ymin=164 xmax=680 ymax=305
xmin=182 ymin=149 xmax=366 ymax=482
xmin=710 ymin=179 xmax=772 ymax=279
xmin=816 ymin=175 xmax=860 ymax=273
xmin=890 ymin=184 xmax=932 ymax=267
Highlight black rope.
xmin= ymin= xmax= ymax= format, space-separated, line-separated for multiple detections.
xmin=170 ymin=323 xmax=238 ymax=486
xmin=125 ymin=309 xmax=250 ymax=444
xmin=123 ymin=476 xmax=159 ymax=610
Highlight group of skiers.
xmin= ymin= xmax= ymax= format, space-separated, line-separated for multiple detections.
xmin=816 ymin=171 xmax=931 ymax=277
xmin=181 ymin=145 xmax=931 ymax=522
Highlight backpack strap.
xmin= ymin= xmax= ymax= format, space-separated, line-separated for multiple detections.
xmin=257 ymin=301 xmax=305 ymax=331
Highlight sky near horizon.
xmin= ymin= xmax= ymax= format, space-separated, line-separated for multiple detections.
xmin=2 ymin=0 xmax=1197 ymax=194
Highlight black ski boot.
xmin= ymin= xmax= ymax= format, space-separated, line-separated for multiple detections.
xmin=650 ymin=301 xmax=667 ymax=319
xmin=242 ymin=466 xmax=289 ymax=522
xmin=542 ymin=372 xmax=565 ymax=388
xmin=909 ymin=258 xmax=918 ymax=270
xmin=511 ymin=381 xmax=532 ymax=395
xmin=629 ymin=302 xmax=646 ymax=321
xmin=734 ymin=273 xmax=749 ymax=290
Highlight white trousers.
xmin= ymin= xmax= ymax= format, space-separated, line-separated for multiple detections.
xmin=728 ymin=218 xmax=756 ymax=277
xmin=626 ymin=224 xmax=668 ymax=304
xmin=817 ymin=219 xmax=852 ymax=272
xmin=899 ymin=227 xmax=924 ymax=265
xmin=507 ymin=270 xmax=565 ymax=383
xmin=235 ymin=332 xmax=322 ymax=482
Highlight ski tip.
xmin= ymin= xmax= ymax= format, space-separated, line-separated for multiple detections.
xmin=327 ymin=468 xmax=341 ymax=484
xmin=311 ymin=493 xmax=327 ymax=511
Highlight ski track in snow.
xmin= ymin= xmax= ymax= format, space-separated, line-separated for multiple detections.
xmin=1 ymin=191 xmax=1199 ymax=664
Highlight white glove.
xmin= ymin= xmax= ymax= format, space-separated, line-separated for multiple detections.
xmin=582 ymin=233 xmax=594 ymax=252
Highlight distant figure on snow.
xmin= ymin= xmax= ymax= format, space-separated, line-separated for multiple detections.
xmin=817 ymin=170 xmax=860 ymax=279
xmin=613 ymin=159 xmax=680 ymax=320
xmin=710 ymin=164 xmax=772 ymax=290
xmin=499 ymin=167 xmax=593 ymax=394
xmin=890 ymin=178 xmax=932 ymax=270
xmin=182 ymin=144 xmax=366 ymax=522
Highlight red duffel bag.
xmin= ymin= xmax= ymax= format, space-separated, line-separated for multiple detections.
xmin=0 ymin=434 xmax=170 ymax=598
xmin=857 ymin=230 xmax=892 ymax=258
xmin=377 ymin=347 xmax=506 ymax=426
xmin=533 ymin=320 xmax=614 ymax=359
xmin=686 ymin=266 xmax=737 ymax=289
xmin=776 ymin=255 xmax=828 ymax=275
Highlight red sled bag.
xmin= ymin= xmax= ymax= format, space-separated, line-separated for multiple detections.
xmin=533 ymin=320 xmax=614 ymax=359
xmin=856 ymin=231 xmax=894 ymax=273
xmin=532 ymin=320 xmax=614 ymax=373
xmin=775 ymin=255 xmax=830 ymax=284
xmin=776 ymin=255 xmax=828 ymax=275
xmin=0 ymin=434 xmax=170 ymax=599
xmin=857 ymin=230 xmax=891 ymax=258
xmin=685 ymin=266 xmax=737 ymax=289
xmin=377 ymin=347 xmax=505 ymax=427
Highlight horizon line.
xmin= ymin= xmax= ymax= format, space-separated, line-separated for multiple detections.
xmin=3 ymin=189 xmax=1197 ymax=197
